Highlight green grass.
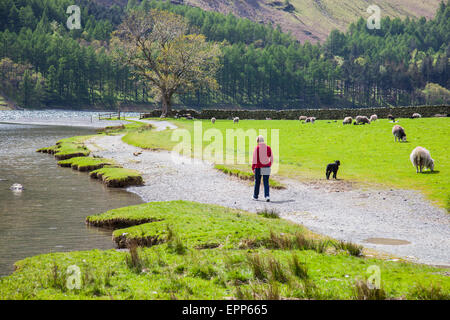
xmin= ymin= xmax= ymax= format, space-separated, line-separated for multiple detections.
xmin=37 ymin=135 xmax=92 ymax=160
xmin=58 ymin=157 xmax=115 ymax=171
xmin=89 ymin=167 xmax=143 ymax=188
xmin=122 ymin=118 xmax=449 ymax=208
xmin=1 ymin=200 xmax=449 ymax=300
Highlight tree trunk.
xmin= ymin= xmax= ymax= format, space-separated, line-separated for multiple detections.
xmin=161 ymin=92 xmax=172 ymax=118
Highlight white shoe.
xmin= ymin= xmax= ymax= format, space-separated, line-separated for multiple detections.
xmin=265 ymin=197 xmax=270 ymax=202
xmin=252 ymin=196 xmax=258 ymax=201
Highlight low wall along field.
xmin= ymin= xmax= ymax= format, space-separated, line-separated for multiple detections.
xmin=141 ymin=105 xmax=449 ymax=120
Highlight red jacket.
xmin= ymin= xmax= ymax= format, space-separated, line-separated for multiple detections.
xmin=252 ymin=143 xmax=273 ymax=171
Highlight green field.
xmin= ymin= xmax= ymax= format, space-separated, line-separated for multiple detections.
xmin=1 ymin=201 xmax=448 ymax=300
xmin=123 ymin=118 xmax=449 ymax=209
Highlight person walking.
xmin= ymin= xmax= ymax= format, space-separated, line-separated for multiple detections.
xmin=252 ymin=135 xmax=273 ymax=202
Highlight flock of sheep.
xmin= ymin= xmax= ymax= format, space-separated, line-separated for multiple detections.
xmin=211 ymin=112 xmax=434 ymax=174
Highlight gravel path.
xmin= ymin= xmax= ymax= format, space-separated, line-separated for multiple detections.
xmin=86 ymin=120 xmax=450 ymax=266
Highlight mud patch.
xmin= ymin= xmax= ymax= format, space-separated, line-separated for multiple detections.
xmin=364 ymin=238 xmax=411 ymax=245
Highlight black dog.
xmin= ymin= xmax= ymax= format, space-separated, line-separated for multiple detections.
xmin=326 ymin=160 xmax=341 ymax=180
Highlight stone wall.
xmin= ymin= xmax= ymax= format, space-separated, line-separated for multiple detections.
xmin=141 ymin=105 xmax=449 ymax=120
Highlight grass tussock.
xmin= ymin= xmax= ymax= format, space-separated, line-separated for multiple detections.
xmin=408 ymin=282 xmax=450 ymax=300
xmin=235 ymin=281 xmax=281 ymax=300
xmin=125 ymin=240 xmax=144 ymax=272
xmin=332 ymin=240 xmax=364 ymax=257
xmin=289 ymin=255 xmax=309 ymax=280
xmin=166 ymin=226 xmax=187 ymax=255
xmin=353 ymin=279 xmax=387 ymax=300
xmin=257 ymin=208 xmax=280 ymax=219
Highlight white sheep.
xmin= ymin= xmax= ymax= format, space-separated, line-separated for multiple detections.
xmin=410 ymin=146 xmax=434 ymax=173
xmin=392 ymin=125 xmax=406 ymax=142
xmin=299 ymin=116 xmax=307 ymax=121
xmin=412 ymin=113 xmax=422 ymax=118
xmin=343 ymin=116 xmax=353 ymax=125
xmin=370 ymin=114 xmax=378 ymax=122
xmin=233 ymin=117 xmax=239 ymax=124
xmin=211 ymin=117 xmax=216 ymax=124
xmin=305 ymin=117 xmax=315 ymax=123
xmin=355 ymin=115 xmax=370 ymax=125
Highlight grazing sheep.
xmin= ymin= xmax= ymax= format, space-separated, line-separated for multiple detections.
xmin=326 ymin=161 xmax=341 ymax=180
xmin=392 ymin=125 xmax=406 ymax=142
xmin=387 ymin=114 xmax=396 ymax=122
xmin=355 ymin=116 xmax=370 ymax=125
xmin=370 ymin=114 xmax=378 ymax=122
xmin=343 ymin=116 xmax=353 ymax=125
xmin=211 ymin=117 xmax=216 ymax=124
xmin=411 ymin=113 xmax=421 ymax=118
xmin=410 ymin=146 xmax=434 ymax=173
xmin=305 ymin=117 xmax=315 ymax=123
xmin=299 ymin=116 xmax=307 ymax=121
xmin=233 ymin=117 xmax=239 ymax=124
xmin=266 ymin=117 xmax=272 ymax=120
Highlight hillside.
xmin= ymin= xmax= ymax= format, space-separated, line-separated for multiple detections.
xmin=182 ymin=0 xmax=441 ymax=42
xmin=0 ymin=0 xmax=448 ymax=110
xmin=95 ymin=0 xmax=442 ymax=43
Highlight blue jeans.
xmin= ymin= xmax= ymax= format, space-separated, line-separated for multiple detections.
xmin=254 ymin=168 xmax=270 ymax=199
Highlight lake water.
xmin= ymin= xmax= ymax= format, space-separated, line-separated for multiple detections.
xmin=0 ymin=113 xmax=143 ymax=276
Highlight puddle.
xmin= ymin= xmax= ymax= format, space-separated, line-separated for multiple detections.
xmin=364 ymin=238 xmax=411 ymax=245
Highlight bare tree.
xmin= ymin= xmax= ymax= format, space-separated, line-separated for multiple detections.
xmin=111 ymin=9 xmax=222 ymax=116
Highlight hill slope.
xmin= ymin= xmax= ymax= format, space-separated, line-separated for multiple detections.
xmin=182 ymin=0 xmax=441 ymax=42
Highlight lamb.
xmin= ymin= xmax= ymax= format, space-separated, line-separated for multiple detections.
xmin=392 ymin=125 xmax=406 ymax=142
xmin=326 ymin=160 xmax=341 ymax=180
xmin=387 ymin=114 xmax=396 ymax=122
xmin=299 ymin=116 xmax=307 ymax=121
xmin=233 ymin=117 xmax=239 ymax=124
xmin=370 ymin=114 xmax=378 ymax=122
xmin=355 ymin=115 xmax=370 ymax=125
xmin=211 ymin=117 xmax=216 ymax=124
xmin=343 ymin=116 xmax=353 ymax=125
xmin=411 ymin=113 xmax=422 ymax=118
xmin=305 ymin=117 xmax=316 ymax=123
xmin=410 ymin=147 xmax=434 ymax=173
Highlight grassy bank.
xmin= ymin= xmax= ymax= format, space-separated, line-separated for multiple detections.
xmin=37 ymin=135 xmax=92 ymax=160
xmin=1 ymin=201 xmax=448 ymax=300
xmin=122 ymin=118 xmax=449 ymax=208
xmin=58 ymin=157 xmax=115 ymax=171
xmin=37 ymin=128 xmax=144 ymax=188
xmin=90 ymin=167 xmax=143 ymax=188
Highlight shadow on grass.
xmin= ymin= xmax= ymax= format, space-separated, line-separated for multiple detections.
xmin=421 ymin=170 xmax=440 ymax=175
